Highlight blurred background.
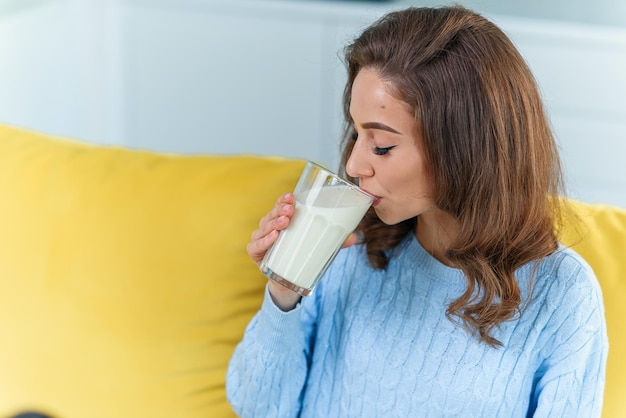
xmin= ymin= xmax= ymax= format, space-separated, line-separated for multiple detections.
xmin=0 ymin=0 xmax=624 ymax=207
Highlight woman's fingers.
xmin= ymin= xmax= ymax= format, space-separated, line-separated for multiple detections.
xmin=248 ymin=193 xmax=295 ymax=265
xmin=252 ymin=198 xmax=294 ymax=239
xmin=247 ymin=229 xmax=279 ymax=265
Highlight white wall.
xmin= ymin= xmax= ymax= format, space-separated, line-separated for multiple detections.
xmin=490 ymin=16 xmax=626 ymax=207
xmin=0 ymin=0 xmax=624 ymax=208
xmin=0 ymin=0 xmax=122 ymax=145
xmin=121 ymin=1 xmax=327 ymax=161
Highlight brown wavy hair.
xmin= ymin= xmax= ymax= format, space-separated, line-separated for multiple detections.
xmin=339 ymin=6 xmax=565 ymax=346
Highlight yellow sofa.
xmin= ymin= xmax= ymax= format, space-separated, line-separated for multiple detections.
xmin=0 ymin=124 xmax=624 ymax=418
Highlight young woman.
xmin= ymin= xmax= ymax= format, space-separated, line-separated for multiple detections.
xmin=227 ymin=6 xmax=608 ymax=417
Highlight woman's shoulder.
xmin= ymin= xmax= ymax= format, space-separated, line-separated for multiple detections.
xmin=525 ymin=244 xmax=608 ymax=365
xmin=531 ymin=244 xmax=604 ymax=313
xmin=540 ymin=245 xmax=597 ymax=284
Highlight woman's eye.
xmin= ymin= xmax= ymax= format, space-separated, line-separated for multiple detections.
xmin=374 ymin=146 xmax=396 ymax=156
xmin=351 ymin=131 xmax=358 ymax=141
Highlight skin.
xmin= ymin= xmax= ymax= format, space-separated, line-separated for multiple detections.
xmin=247 ymin=68 xmax=459 ymax=311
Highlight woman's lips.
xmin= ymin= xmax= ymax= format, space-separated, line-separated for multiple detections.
xmin=362 ymin=189 xmax=381 ymax=207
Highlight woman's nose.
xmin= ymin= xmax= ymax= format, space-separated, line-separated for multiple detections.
xmin=346 ymin=140 xmax=373 ymax=179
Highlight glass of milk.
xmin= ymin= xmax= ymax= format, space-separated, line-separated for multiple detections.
xmin=260 ymin=161 xmax=374 ymax=296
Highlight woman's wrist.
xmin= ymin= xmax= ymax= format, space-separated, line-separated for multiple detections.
xmin=267 ymin=281 xmax=302 ymax=312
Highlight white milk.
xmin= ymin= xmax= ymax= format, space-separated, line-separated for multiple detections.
xmin=263 ymin=185 xmax=371 ymax=290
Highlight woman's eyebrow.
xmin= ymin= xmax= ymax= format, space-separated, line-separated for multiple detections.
xmin=361 ymin=122 xmax=402 ymax=134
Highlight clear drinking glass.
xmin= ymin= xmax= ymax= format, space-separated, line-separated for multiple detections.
xmin=260 ymin=161 xmax=374 ymax=295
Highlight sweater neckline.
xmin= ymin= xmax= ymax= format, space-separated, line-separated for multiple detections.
xmin=397 ymin=233 xmax=464 ymax=281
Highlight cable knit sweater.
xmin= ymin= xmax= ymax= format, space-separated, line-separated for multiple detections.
xmin=226 ymin=234 xmax=608 ymax=417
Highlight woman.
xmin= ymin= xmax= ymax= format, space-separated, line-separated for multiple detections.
xmin=227 ymin=6 xmax=608 ymax=417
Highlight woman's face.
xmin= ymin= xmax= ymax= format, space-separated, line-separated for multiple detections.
xmin=346 ymin=68 xmax=437 ymax=225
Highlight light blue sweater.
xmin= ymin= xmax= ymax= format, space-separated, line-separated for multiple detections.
xmin=227 ymin=234 xmax=608 ymax=417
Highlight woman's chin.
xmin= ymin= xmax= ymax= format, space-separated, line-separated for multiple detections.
xmin=373 ymin=207 xmax=399 ymax=225
xmin=373 ymin=207 xmax=418 ymax=226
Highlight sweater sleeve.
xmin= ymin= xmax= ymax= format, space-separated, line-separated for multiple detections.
xmin=226 ymin=284 xmax=319 ymax=418
xmin=530 ymin=260 xmax=609 ymax=418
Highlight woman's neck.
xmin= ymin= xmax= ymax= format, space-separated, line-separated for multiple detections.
xmin=415 ymin=210 xmax=460 ymax=267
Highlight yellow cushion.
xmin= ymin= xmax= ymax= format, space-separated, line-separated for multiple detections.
xmin=559 ymin=200 xmax=626 ymax=418
xmin=0 ymin=124 xmax=306 ymax=418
